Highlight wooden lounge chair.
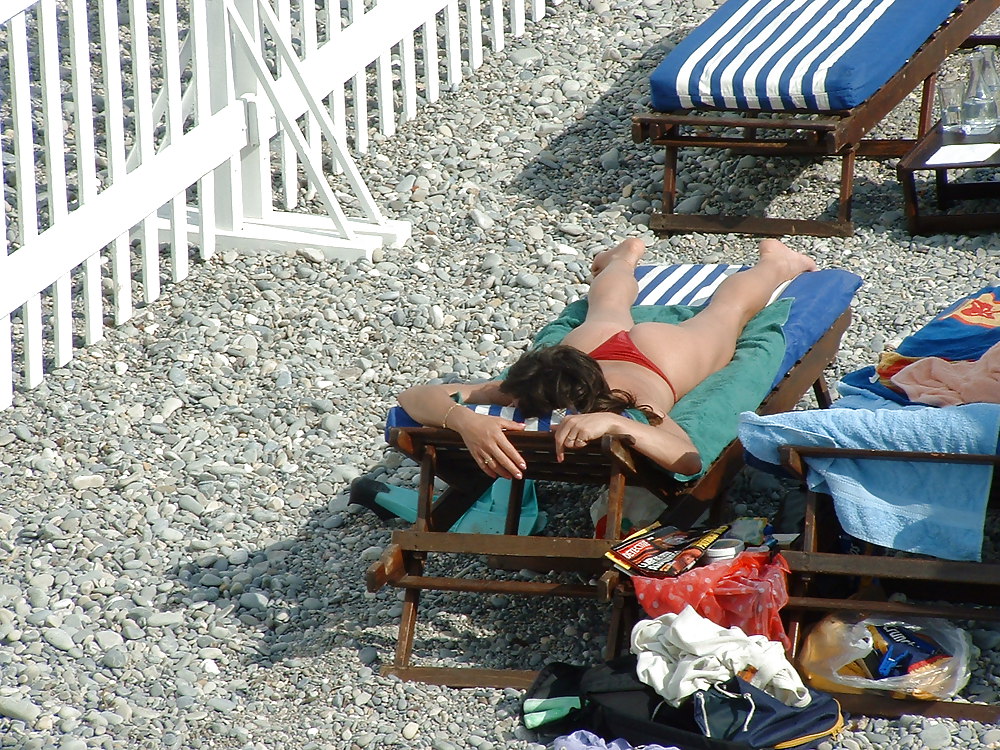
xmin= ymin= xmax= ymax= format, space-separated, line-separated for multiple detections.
xmin=735 ymin=285 xmax=1000 ymax=720
xmin=365 ymin=264 xmax=861 ymax=688
xmin=778 ymin=444 xmax=1000 ymax=723
xmin=632 ymin=0 xmax=1000 ymax=237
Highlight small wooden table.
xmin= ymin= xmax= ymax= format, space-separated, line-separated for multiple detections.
xmin=897 ymin=122 xmax=1000 ymax=234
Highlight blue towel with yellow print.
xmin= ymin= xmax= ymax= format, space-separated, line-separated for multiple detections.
xmin=842 ymin=287 xmax=1000 ymax=405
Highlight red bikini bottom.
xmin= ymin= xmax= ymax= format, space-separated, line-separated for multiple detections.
xmin=588 ymin=330 xmax=678 ymax=404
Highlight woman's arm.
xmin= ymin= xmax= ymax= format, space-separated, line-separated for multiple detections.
xmin=397 ymin=381 xmax=511 ymax=427
xmin=396 ymin=381 xmax=527 ymax=479
xmin=552 ymin=411 xmax=701 ymax=475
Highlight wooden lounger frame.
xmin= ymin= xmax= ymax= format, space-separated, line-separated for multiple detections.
xmin=778 ymin=444 xmax=1000 ymax=723
xmin=365 ymin=309 xmax=851 ymax=688
xmin=632 ymin=1 xmax=1000 ymax=237
xmin=598 ymin=437 xmax=1000 ymax=723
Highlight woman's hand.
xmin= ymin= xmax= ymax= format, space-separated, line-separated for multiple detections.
xmin=554 ymin=411 xmax=701 ymax=475
xmin=448 ymin=409 xmax=527 ymax=479
xmin=552 ymin=412 xmax=628 ymax=462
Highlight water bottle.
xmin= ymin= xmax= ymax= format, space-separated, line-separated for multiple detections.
xmin=961 ymin=49 xmax=1000 ymax=135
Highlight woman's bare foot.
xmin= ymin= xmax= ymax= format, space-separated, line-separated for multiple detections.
xmin=758 ymin=239 xmax=818 ymax=278
xmin=591 ymin=238 xmax=646 ymax=276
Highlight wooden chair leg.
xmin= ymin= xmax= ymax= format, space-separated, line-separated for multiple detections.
xmin=917 ymin=73 xmax=936 ymax=136
xmin=837 ymin=146 xmax=857 ymax=224
xmin=393 ymin=588 xmax=420 ymax=671
xmin=812 ymin=375 xmax=833 ymax=409
xmin=801 ymin=487 xmax=819 ymax=557
xmin=787 ymin=477 xmax=821 ymax=659
xmin=662 ymin=145 xmax=678 ymax=214
xmin=504 ymin=477 xmax=525 ymax=536
xmin=605 ymin=462 xmax=627 ymax=540
xmin=416 ymin=448 xmax=437 ymax=531
xmin=605 ymin=583 xmax=638 ymax=660
xmin=936 ymin=167 xmax=952 ymax=210
xmin=785 ymin=570 xmax=812 ymax=660
xmin=390 ymin=552 xmax=425 ymax=674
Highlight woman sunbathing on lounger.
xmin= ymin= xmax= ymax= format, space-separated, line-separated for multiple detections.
xmin=398 ymin=238 xmax=817 ymax=480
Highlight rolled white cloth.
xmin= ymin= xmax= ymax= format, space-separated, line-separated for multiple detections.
xmin=630 ymin=606 xmax=811 ymax=708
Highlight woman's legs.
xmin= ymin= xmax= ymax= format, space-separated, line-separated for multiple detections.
xmin=631 ymin=239 xmax=816 ymax=398
xmin=560 ymin=238 xmax=646 ymax=352
xmin=687 ymin=239 xmax=816 ymax=330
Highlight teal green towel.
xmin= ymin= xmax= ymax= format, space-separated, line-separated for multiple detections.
xmin=532 ymin=299 xmax=792 ymax=480
xmin=522 ymin=696 xmax=583 ymax=729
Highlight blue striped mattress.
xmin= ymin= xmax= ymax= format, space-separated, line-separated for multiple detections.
xmin=385 ymin=263 xmax=862 ymax=438
xmin=649 ymin=0 xmax=961 ymax=113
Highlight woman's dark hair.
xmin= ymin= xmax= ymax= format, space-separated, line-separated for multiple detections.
xmin=499 ymin=344 xmax=663 ymax=425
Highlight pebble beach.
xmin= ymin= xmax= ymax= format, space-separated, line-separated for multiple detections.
xmin=4 ymin=0 xmax=1000 ymax=748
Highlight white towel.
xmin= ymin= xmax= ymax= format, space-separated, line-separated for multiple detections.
xmin=630 ymin=606 xmax=811 ymax=708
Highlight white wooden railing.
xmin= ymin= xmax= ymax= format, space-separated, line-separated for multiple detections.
xmin=0 ymin=0 xmax=557 ymax=409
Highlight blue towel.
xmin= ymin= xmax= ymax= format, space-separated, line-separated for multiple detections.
xmin=841 ymin=286 xmax=1000 ymax=405
xmin=738 ymin=401 xmax=1000 ymax=562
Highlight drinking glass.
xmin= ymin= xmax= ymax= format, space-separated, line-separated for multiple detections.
xmin=938 ymin=79 xmax=964 ymax=132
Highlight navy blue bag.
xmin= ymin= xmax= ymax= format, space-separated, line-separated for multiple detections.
xmin=694 ymin=676 xmax=844 ymax=750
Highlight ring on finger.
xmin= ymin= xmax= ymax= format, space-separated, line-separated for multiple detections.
xmin=483 ymin=457 xmax=493 ymax=465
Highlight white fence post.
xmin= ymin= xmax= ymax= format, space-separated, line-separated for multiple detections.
xmin=467 ymin=0 xmax=484 ymax=70
xmin=68 ymin=0 xmax=105 ymax=346
xmin=444 ymin=0 xmax=462 ymax=90
xmin=129 ymin=0 xmax=163 ymax=304
xmin=97 ymin=0 xmax=135 ymax=325
xmin=207 ymin=0 xmax=243 ymax=234
xmin=161 ymin=0 xmax=190 ymax=283
xmin=190 ymin=0 xmax=219 ymax=260
xmin=0 ymin=98 xmax=10 ymax=409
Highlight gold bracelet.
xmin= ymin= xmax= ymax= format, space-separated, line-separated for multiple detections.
xmin=442 ymin=403 xmax=462 ymax=429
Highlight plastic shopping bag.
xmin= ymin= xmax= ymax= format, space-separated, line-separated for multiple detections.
xmin=590 ymin=486 xmax=666 ymax=538
xmin=797 ymin=613 xmax=972 ymax=700
xmin=631 ymin=551 xmax=791 ymax=649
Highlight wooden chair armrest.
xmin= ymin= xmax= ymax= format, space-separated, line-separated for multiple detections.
xmin=778 ymin=443 xmax=1000 ymax=480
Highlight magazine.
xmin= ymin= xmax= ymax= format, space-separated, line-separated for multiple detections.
xmin=605 ymin=523 xmax=730 ymax=578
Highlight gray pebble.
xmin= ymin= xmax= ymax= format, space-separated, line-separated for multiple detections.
xmin=42 ymin=628 xmax=75 ymax=651
xmin=983 ymin=729 xmax=1000 ymax=744
xmin=102 ymin=647 xmax=129 ymax=669
xmin=239 ymin=592 xmax=270 ymax=610
xmin=921 ymin=724 xmax=952 ymax=750
xmin=470 ymin=209 xmax=495 ymax=230
xmin=509 ymin=48 xmax=542 ymax=66
xmin=0 ymin=697 xmax=40 ymax=724
xmin=557 ymin=223 xmax=584 ymax=236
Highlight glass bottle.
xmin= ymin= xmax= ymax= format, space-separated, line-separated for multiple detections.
xmin=983 ymin=46 xmax=1000 ymax=107
xmin=961 ymin=49 xmax=1000 ymax=135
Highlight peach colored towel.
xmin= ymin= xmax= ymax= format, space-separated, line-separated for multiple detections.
xmin=891 ymin=341 xmax=1000 ymax=406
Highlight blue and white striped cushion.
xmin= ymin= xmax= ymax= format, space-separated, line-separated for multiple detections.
xmin=386 ymin=403 xmax=564 ymax=435
xmin=650 ymin=0 xmax=960 ymax=112
xmin=459 ymin=404 xmax=564 ymax=431
xmin=635 ymin=263 xmax=748 ymax=307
